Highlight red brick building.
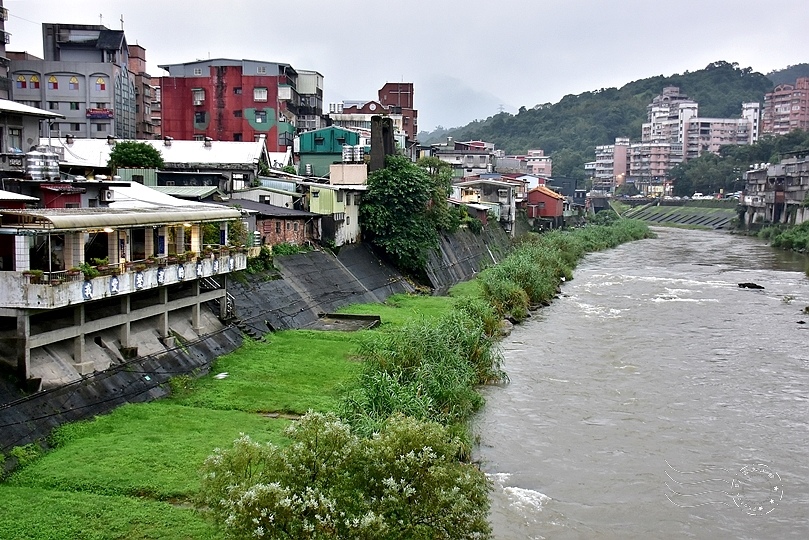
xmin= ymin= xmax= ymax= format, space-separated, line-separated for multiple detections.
xmin=158 ymin=59 xmax=300 ymax=151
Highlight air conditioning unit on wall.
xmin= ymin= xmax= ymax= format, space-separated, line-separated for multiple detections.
xmin=193 ymin=99 xmax=203 ymax=106
xmin=100 ymin=189 xmax=115 ymax=202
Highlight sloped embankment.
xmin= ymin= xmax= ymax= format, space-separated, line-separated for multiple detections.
xmin=425 ymin=226 xmax=513 ymax=292
xmin=227 ymin=243 xmax=415 ymax=335
xmin=623 ymin=201 xmax=737 ymax=229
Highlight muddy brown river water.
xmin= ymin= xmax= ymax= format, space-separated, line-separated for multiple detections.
xmin=475 ymin=227 xmax=809 ymax=539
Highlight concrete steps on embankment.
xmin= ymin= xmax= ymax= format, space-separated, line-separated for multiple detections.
xmin=623 ymin=202 xmax=738 ymax=229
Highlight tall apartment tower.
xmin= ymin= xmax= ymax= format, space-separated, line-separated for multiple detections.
xmin=741 ymin=102 xmax=761 ymax=144
xmin=761 ymin=78 xmax=809 ymax=135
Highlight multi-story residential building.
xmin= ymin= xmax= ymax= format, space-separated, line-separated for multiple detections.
xmin=0 ymin=98 xmax=62 ymax=175
xmin=158 ymin=58 xmax=301 ymax=152
xmin=761 ymin=77 xmax=809 ymax=135
xmin=629 ymin=142 xmax=683 ymax=195
xmin=682 ymin=116 xmax=756 ymax=160
xmin=742 ymin=102 xmax=761 ymax=143
xmin=127 ymin=44 xmax=154 ymax=139
xmin=597 ymin=88 xmax=759 ymax=194
xmin=642 ymin=87 xmax=758 ymax=159
xmin=429 ymin=138 xmax=496 ymax=178
xmin=295 ymin=70 xmax=325 ymax=133
xmin=592 ymin=137 xmax=630 ymax=192
xmin=525 ymin=149 xmax=552 ymax=176
xmin=10 ymin=23 xmax=137 ymax=140
xmin=742 ymin=150 xmax=809 ymax=225
xmin=0 ymin=0 xmax=11 ymax=99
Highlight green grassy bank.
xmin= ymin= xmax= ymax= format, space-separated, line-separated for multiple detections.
xmin=0 ymin=220 xmax=651 ymax=539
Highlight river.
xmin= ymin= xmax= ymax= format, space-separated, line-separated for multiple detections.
xmin=475 ymin=227 xmax=809 ymax=539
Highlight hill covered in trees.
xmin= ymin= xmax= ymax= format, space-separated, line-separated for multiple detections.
xmin=418 ymin=61 xmax=790 ymax=180
xmin=767 ymin=63 xmax=809 ymax=86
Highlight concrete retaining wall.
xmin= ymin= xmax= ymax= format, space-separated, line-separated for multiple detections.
xmin=0 ymin=327 xmax=243 ymax=452
xmin=227 ymin=244 xmax=415 ymax=336
xmin=425 ymin=226 xmax=512 ymax=292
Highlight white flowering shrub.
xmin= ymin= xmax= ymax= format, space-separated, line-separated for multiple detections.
xmin=200 ymin=412 xmax=491 ymax=539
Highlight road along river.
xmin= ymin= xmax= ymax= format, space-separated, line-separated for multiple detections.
xmin=475 ymin=227 xmax=809 ymax=539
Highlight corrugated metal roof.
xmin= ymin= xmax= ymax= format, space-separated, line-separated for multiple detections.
xmin=0 ymin=99 xmax=65 ymax=119
xmin=0 ymin=190 xmax=38 ymax=201
xmin=51 ymin=138 xmax=268 ymax=168
xmin=213 ymin=199 xmax=318 ymax=218
xmin=151 ymin=186 xmax=223 ymax=199
xmin=0 ymin=206 xmax=240 ymax=231
xmin=108 ymin=182 xmax=210 ymax=209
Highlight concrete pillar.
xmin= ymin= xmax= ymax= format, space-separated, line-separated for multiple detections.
xmin=145 ymin=228 xmax=155 ymax=258
xmin=176 ymin=226 xmax=185 ymax=254
xmin=73 ymin=305 xmax=93 ymax=375
xmin=16 ymin=311 xmax=30 ymax=382
xmin=158 ymin=287 xmax=169 ymax=338
xmin=63 ymin=232 xmax=82 ymax=269
xmin=119 ymin=295 xmax=131 ymax=347
xmin=107 ymin=232 xmax=117 ymax=263
xmin=219 ymin=274 xmax=229 ymax=319
xmin=191 ymin=280 xmax=202 ymax=332
xmin=158 ymin=287 xmax=175 ymax=347
xmin=14 ymin=236 xmax=30 ymax=272
xmin=190 ymin=224 xmax=201 ymax=255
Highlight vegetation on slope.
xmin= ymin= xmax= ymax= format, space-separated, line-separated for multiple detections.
xmin=420 ymin=61 xmax=777 ymax=181
xmin=2 ymin=220 xmax=652 ymax=539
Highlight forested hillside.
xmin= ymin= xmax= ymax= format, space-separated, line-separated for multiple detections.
xmin=418 ymin=61 xmax=779 ymax=180
xmin=767 ymin=63 xmax=809 ymax=86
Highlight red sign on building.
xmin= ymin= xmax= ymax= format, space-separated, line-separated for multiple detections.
xmin=86 ymin=108 xmax=114 ymax=119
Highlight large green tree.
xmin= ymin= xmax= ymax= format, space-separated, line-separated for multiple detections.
xmin=360 ymin=155 xmax=441 ymax=274
xmin=107 ymin=141 xmax=165 ymax=170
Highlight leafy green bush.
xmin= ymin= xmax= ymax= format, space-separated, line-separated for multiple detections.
xmin=467 ymin=217 xmax=483 ymax=234
xmin=199 ymin=412 xmax=492 ymax=540
xmin=8 ymin=444 xmax=43 ymax=471
xmin=272 ymin=242 xmax=307 ymax=256
xmin=246 ymin=245 xmax=273 ymax=273
xmin=768 ymin=221 xmax=809 ymax=251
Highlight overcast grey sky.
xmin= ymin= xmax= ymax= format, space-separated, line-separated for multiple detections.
xmin=6 ymin=0 xmax=809 ymax=132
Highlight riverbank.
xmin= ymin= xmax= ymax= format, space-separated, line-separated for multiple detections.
xmin=0 ymin=221 xmax=652 ymax=538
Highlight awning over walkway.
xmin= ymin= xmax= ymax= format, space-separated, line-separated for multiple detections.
xmin=0 ymin=206 xmax=240 ymax=232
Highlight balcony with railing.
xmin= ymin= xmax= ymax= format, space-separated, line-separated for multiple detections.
xmin=5 ymin=247 xmax=247 ymax=310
